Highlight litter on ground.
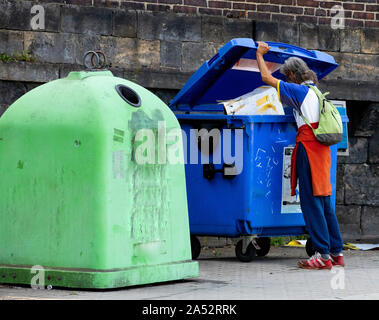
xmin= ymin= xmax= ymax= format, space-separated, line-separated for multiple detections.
xmin=285 ymin=240 xmax=379 ymax=251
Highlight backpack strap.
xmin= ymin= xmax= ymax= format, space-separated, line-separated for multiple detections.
xmin=300 ymin=113 xmax=315 ymax=132
xmin=305 ymin=84 xmax=330 ymax=112
xmin=300 ymin=84 xmax=329 ymax=130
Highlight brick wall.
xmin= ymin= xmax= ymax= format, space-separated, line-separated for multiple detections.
xmin=35 ymin=0 xmax=379 ymax=29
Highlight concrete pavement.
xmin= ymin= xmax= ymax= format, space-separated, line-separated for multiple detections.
xmin=1 ymin=246 xmax=378 ymax=300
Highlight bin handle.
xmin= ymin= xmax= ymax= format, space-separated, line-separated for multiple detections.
xmin=207 ymin=53 xmax=220 ymax=66
xmin=266 ymin=41 xmax=317 ymax=58
xmin=203 ymin=163 xmax=238 ymax=180
xmin=83 ymin=50 xmax=110 ymax=69
xmin=227 ymin=124 xmax=245 ymax=130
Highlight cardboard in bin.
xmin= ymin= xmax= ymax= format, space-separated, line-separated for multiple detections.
xmin=221 ymin=85 xmax=284 ymax=116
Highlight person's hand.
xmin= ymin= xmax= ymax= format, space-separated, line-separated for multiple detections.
xmin=257 ymin=42 xmax=271 ymax=56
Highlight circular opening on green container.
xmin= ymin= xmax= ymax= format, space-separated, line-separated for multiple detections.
xmin=115 ymin=85 xmax=141 ymax=107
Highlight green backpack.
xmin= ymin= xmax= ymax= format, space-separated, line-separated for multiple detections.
xmin=300 ymin=84 xmax=343 ymax=146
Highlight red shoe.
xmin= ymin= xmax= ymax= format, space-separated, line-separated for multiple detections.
xmin=297 ymin=252 xmax=333 ymax=270
xmin=330 ymin=253 xmax=345 ymax=267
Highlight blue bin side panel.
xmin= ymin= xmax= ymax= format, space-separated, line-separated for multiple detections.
xmin=180 ymin=120 xmax=253 ymax=237
xmin=336 ymin=107 xmax=349 ymax=151
xmin=248 ymin=121 xmax=306 ymax=235
xmin=179 ymin=114 xmax=340 ymax=238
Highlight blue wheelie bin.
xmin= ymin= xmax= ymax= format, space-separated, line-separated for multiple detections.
xmin=169 ymin=38 xmax=349 ymax=262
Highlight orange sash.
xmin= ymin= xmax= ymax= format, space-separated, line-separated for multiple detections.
xmin=290 ymin=123 xmax=332 ymax=197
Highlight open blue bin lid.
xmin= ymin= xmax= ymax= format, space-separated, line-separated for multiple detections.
xmin=169 ymin=38 xmax=338 ymax=110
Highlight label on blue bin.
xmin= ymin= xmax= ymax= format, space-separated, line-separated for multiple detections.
xmin=281 ymin=147 xmax=301 ymax=214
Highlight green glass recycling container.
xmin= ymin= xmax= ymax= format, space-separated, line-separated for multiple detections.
xmin=0 ymin=71 xmax=198 ymax=289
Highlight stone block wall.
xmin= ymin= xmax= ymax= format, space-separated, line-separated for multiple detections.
xmin=336 ymin=103 xmax=379 ymax=241
xmin=0 ymin=0 xmax=378 ymax=241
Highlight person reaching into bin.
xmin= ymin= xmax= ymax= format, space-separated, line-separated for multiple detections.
xmin=255 ymin=41 xmax=344 ymax=270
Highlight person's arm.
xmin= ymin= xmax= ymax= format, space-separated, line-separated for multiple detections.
xmin=256 ymin=42 xmax=279 ymax=89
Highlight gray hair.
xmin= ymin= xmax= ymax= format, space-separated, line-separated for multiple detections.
xmin=280 ymin=57 xmax=318 ymax=84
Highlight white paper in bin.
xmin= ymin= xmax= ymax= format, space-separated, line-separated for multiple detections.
xmin=222 ymin=86 xmax=284 ymax=116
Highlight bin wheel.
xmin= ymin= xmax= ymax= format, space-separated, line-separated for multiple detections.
xmin=190 ymin=236 xmax=201 ymax=260
xmin=235 ymin=240 xmax=256 ymax=262
xmin=256 ymin=237 xmax=271 ymax=257
xmin=306 ymin=238 xmax=316 ymax=257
